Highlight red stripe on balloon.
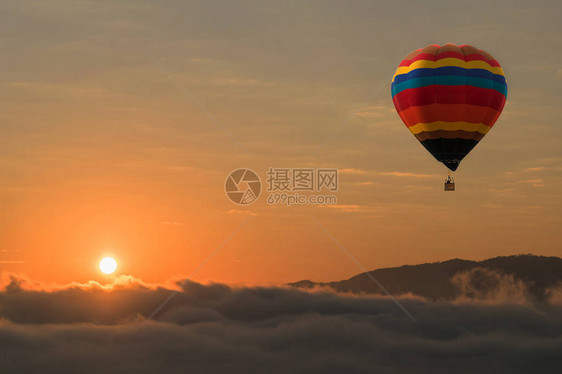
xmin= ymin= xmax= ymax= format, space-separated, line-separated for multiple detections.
xmin=398 ymin=52 xmax=501 ymax=66
xmin=398 ymin=104 xmax=501 ymax=128
xmin=392 ymin=85 xmax=506 ymax=113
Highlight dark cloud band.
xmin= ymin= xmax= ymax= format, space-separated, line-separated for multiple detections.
xmin=1 ymin=275 xmax=561 ymax=373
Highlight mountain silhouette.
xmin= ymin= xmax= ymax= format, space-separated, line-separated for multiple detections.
xmin=289 ymin=254 xmax=562 ymax=302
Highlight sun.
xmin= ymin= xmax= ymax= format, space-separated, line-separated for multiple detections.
xmin=99 ymin=257 xmax=117 ymax=275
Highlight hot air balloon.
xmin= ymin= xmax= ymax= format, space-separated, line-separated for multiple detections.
xmin=391 ymin=43 xmax=507 ymax=190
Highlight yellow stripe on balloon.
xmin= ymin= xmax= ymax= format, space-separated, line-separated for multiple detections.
xmin=392 ymin=58 xmax=505 ymax=82
xmin=408 ymin=121 xmax=491 ymax=135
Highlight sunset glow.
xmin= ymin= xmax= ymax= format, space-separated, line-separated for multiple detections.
xmin=1 ymin=1 xmax=561 ymax=373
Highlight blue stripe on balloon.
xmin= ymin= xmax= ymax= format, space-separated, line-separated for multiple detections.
xmin=391 ymin=75 xmax=508 ymax=97
xmin=393 ymin=67 xmax=506 ymax=84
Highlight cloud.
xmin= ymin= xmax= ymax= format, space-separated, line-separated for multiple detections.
xmin=317 ymin=204 xmax=364 ymax=212
xmin=339 ymin=168 xmax=369 ymax=175
xmin=339 ymin=169 xmax=437 ymax=179
xmin=146 ymin=220 xmax=187 ymax=226
xmin=228 ymin=209 xmax=258 ymax=216
xmin=519 ymin=179 xmax=545 ymax=187
xmin=0 ymin=274 xmax=561 ymax=373
xmin=355 ymin=105 xmax=395 ymax=118
xmin=451 ymin=268 xmax=533 ymax=304
xmin=378 ymin=171 xmax=436 ymax=178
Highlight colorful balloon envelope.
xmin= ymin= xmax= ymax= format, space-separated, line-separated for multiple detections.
xmin=391 ymin=43 xmax=507 ymax=171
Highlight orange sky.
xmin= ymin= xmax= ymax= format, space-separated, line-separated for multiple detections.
xmin=1 ymin=1 xmax=561 ymax=285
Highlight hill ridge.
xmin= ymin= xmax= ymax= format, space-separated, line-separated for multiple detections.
xmin=289 ymin=254 xmax=562 ymax=302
